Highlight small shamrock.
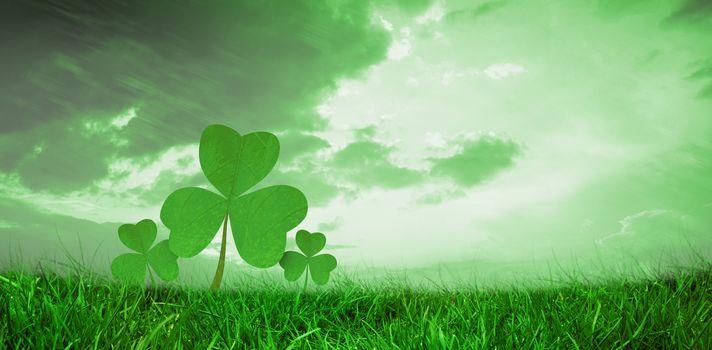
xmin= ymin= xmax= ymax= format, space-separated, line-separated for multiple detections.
xmin=279 ymin=229 xmax=337 ymax=290
xmin=160 ymin=124 xmax=308 ymax=289
xmin=111 ymin=219 xmax=179 ymax=285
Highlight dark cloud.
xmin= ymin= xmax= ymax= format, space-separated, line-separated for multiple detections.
xmin=596 ymin=0 xmax=664 ymax=19
xmin=688 ymin=58 xmax=712 ymax=99
xmin=445 ymin=1 xmax=508 ymax=23
xmin=0 ymin=118 xmax=117 ymax=192
xmin=318 ymin=217 xmax=344 ymax=232
xmin=123 ymin=171 xmax=206 ymax=207
xmin=276 ymin=131 xmax=331 ymax=165
xmin=416 ymin=188 xmax=466 ymax=205
xmin=667 ymin=0 xmax=712 ymax=23
xmin=263 ymin=168 xmax=345 ymax=207
xmin=659 ymin=0 xmax=712 ymax=100
xmin=595 ymin=0 xmax=712 ymax=98
xmin=428 ymin=136 xmax=522 ymax=187
xmin=0 ymin=0 xmax=390 ymax=193
xmin=353 ymin=125 xmax=378 ymax=141
xmin=257 ymin=131 xmax=342 ymax=207
xmin=331 ymin=139 xmax=425 ymax=190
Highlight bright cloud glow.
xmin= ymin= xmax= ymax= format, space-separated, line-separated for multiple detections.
xmin=483 ymin=63 xmax=526 ymax=80
xmin=379 ymin=15 xmax=394 ymax=32
xmin=416 ymin=3 xmax=444 ymax=25
xmin=97 ymin=143 xmax=200 ymax=193
xmin=111 ymin=107 xmax=138 ymax=129
xmin=388 ymin=38 xmax=412 ymax=60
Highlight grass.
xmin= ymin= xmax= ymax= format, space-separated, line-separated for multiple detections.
xmin=1 ymin=264 xmax=710 ymax=349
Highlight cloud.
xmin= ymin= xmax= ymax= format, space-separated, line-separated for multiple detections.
xmin=259 ymin=132 xmax=343 ymax=207
xmin=415 ymin=187 xmax=466 ymax=205
xmin=318 ymin=216 xmax=345 ymax=232
xmin=275 ymin=131 xmax=331 ymax=165
xmin=0 ymin=0 xmax=391 ymax=193
xmin=444 ymin=1 xmax=508 ymax=23
xmin=688 ymin=57 xmax=712 ymax=99
xmin=271 ymin=128 xmax=525 ymax=204
xmin=387 ymin=38 xmax=412 ymax=61
xmin=666 ymin=0 xmax=712 ymax=24
xmin=330 ymin=138 xmax=425 ymax=190
xmin=415 ymin=3 xmax=445 ymax=25
xmin=264 ymin=125 xmax=430 ymax=205
xmin=263 ymin=168 xmax=346 ymax=207
xmin=596 ymin=208 xmax=712 ymax=256
xmin=274 ymin=128 xmax=527 ymax=205
xmin=0 ymin=118 xmax=119 ymax=192
xmin=97 ymin=144 xmax=199 ymax=195
xmin=97 ymin=130 xmax=331 ymax=207
xmin=428 ymin=135 xmax=523 ymax=187
xmin=483 ymin=63 xmax=525 ymax=80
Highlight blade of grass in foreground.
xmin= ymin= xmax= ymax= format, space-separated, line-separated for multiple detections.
xmin=1 ymin=263 xmax=710 ymax=349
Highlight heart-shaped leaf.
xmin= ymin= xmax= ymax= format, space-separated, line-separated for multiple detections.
xmin=161 ymin=187 xmax=228 ymax=258
xmin=279 ymin=229 xmax=338 ymax=288
xmin=231 ymin=185 xmax=308 ymax=267
xmin=112 ymin=219 xmax=180 ymax=285
xmin=146 ymin=240 xmax=179 ymax=281
xmin=279 ymin=251 xmax=308 ymax=281
xmin=309 ymin=254 xmax=337 ymax=285
xmin=118 ymin=219 xmax=156 ymax=254
xmin=111 ymin=253 xmax=147 ymax=284
xmin=199 ymin=125 xmax=279 ymax=198
xmin=296 ymin=229 xmax=326 ymax=257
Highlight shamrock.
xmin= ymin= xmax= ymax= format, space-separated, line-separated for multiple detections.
xmin=279 ymin=229 xmax=337 ymax=290
xmin=111 ymin=219 xmax=179 ymax=285
xmin=160 ymin=124 xmax=308 ymax=289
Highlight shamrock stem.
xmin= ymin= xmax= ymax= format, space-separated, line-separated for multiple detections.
xmin=210 ymin=215 xmax=229 ymax=290
xmin=147 ymin=266 xmax=156 ymax=290
xmin=302 ymin=265 xmax=309 ymax=294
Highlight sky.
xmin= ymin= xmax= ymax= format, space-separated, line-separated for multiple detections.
xmin=1 ymin=0 xmax=711 ymax=288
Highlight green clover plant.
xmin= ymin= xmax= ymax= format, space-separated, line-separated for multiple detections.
xmin=279 ymin=229 xmax=337 ymax=291
xmin=111 ymin=219 xmax=179 ymax=285
xmin=160 ymin=124 xmax=308 ymax=289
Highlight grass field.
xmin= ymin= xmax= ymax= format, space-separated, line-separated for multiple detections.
xmin=1 ymin=264 xmax=710 ymax=349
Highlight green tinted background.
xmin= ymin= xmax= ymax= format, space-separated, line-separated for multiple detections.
xmin=1 ymin=0 xmax=710 ymax=287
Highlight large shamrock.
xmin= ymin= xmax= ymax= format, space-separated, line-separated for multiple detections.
xmin=279 ymin=229 xmax=337 ymax=290
xmin=160 ymin=124 xmax=308 ymax=289
xmin=111 ymin=219 xmax=179 ymax=285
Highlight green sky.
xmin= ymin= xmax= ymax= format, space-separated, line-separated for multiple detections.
xmin=1 ymin=0 xmax=711 ymax=286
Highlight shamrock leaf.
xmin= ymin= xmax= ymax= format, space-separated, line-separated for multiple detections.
xmin=111 ymin=219 xmax=179 ymax=285
xmin=160 ymin=124 xmax=308 ymax=289
xmin=279 ymin=229 xmax=338 ymax=289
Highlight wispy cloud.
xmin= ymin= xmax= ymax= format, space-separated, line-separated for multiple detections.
xmin=483 ymin=63 xmax=526 ymax=80
xmin=596 ymin=208 xmax=712 ymax=258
